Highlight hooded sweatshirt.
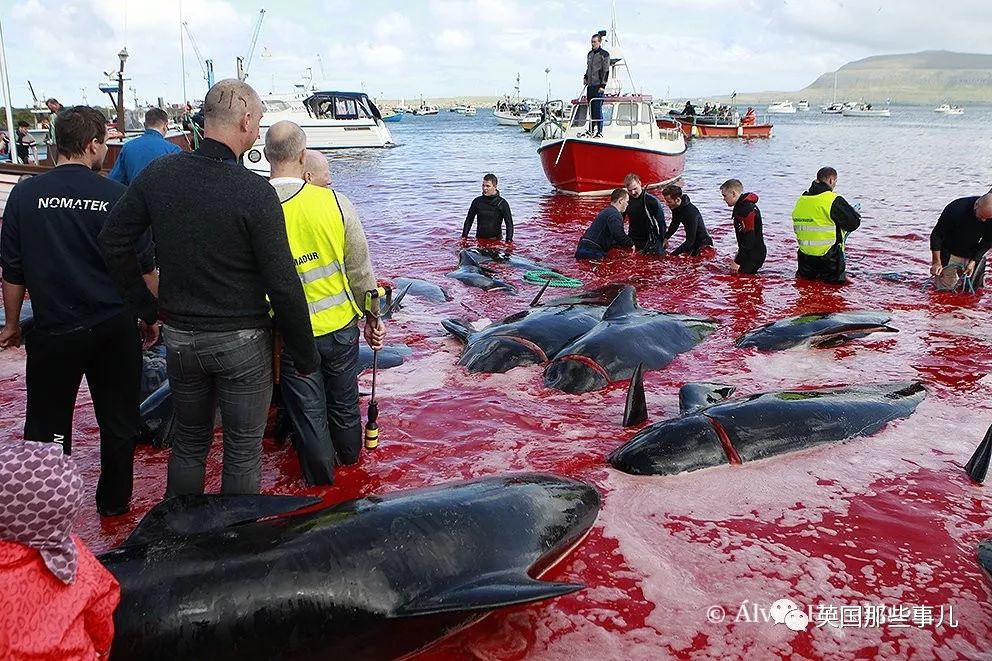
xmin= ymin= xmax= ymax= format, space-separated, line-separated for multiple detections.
xmin=732 ymin=192 xmax=765 ymax=263
xmin=462 ymin=193 xmax=514 ymax=241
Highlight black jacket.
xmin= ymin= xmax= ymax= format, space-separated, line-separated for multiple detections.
xmin=665 ymin=194 xmax=713 ymax=256
xmin=98 ymin=138 xmax=319 ymax=372
xmin=584 ymin=48 xmax=610 ymax=87
xmin=803 ymin=180 xmax=861 ymax=240
xmin=578 ymin=205 xmax=632 ymax=253
xmin=462 ymin=193 xmax=513 ymax=241
xmin=626 ymin=192 xmax=665 ymax=249
xmin=930 ymin=196 xmax=992 ymax=261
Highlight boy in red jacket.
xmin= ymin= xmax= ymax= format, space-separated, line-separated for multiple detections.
xmin=721 ymin=179 xmax=767 ymax=274
xmin=0 ymin=442 xmax=120 ymax=659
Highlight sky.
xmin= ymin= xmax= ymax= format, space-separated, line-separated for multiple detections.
xmin=0 ymin=0 xmax=990 ymax=108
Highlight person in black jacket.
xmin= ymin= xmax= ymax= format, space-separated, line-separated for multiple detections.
xmin=99 ymin=79 xmax=320 ymax=498
xmin=583 ymin=32 xmax=610 ymax=137
xmin=576 ymin=188 xmax=632 ymax=259
xmin=624 ymin=173 xmax=665 ymax=253
xmin=929 ymin=190 xmax=992 ymax=290
xmin=660 ymin=185 xmax=714 ymax=257
xmin=462 ymin=173 xmax=513 ymax=242
xmin=0 ymin=106 xmax=156 ymax=517
xmin=720 ymin=179 xmax=766 ymax=274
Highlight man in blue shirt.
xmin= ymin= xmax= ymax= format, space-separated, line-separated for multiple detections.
xmin=109 ymin=107 xmax=181 ymax=185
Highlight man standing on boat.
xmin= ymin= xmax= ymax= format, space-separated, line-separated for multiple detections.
xmin=44 ymin=98 xmax=64 ymax=165
xmin=928 ymin=190 xmax=992 ymax=291
xmin=109 ymin=108 xmax=182 ymax=185
xmin=462 ymin=174 xmax=514 ymax=243
xmin=99 ymin=79 xmax=319 ymax=498
xmin=583 ymin=31 xmax=610 ymax=138
xmin=264 ymin=121 xmax=385 ymax=484
xmin=791 ymin=167 xmax=861 ymax=284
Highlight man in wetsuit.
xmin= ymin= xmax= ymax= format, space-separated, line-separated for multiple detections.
xmin=791 ymin=167 xmax=861 ymax=283
xmin=660 ymin=184 xmax=713 ymax=257
xmin=462 ymin=173 xmax=513 ymax=242
xmin=929 ymin=189 xmax=992 ymax=291
xmin=575 ymin=188 xmax=632 ymax=259
xmin=624 ymin=173 xmax=665 ymax=253
xmin=721 ymin=179 xmax=766 ymax=274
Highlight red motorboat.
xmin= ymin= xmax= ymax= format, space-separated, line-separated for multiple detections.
xmin=665 ymin=113 xmax=773 ymax=139
xmin=537 ymin=19 xmax=686 ymax=195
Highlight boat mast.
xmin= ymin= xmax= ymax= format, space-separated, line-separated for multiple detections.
xmin=832 ymin=71 xmax=837 ymax=104
xmin=0 ymin=17 xmax=17 ymax=164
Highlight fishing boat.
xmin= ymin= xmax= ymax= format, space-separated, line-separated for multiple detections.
xmin=381 ymin=110 xmax=402 ymax=122
xmin=766 ymin=100 xmax=796 ymax=114
xmin=667 ymin=112 xmax=773 ymax=138
xmin=797 ymin=99 xmax=810 ymax=111
xmin=518 ymin=109 xmax=544 ymax=132
xmin=934 ymin=103 xmax=964 ymax=115
xmin=537 ymin=13 xmax=685 ymax=195
xmin=842 ymin=103 xmax=890 ymax=118
xmin=413 ymin=98 xmax=439 ymax=116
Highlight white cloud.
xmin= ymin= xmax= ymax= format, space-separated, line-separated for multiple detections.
xmin=436 ymin=29 xmax=470 ymax=51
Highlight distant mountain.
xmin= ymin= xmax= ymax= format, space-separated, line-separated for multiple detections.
xmin=714 ymin=51 xmax=992 ymax=105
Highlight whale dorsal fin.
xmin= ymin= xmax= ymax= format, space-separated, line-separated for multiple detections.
xmin=679 ymin=383 xmax=737 ymax=414
xmin=622 ymin=363 xmax=647 ymax=427
xmin=966 ymin=423 xmax=992 ymax=484
xmin=121 ymin=494 xmax=321 ymax=547
xmin=394 ymin=571 xmax=584 ymax=617
xmin=603 ymin=286 xmax=638 ymax=320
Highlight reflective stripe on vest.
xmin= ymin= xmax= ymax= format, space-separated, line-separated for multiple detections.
xmin=281 ymin=185 xmax=363 ymax=336
xmin=792 ymin=190 xmax=841 ymax=257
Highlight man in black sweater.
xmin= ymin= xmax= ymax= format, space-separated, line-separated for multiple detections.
xmin=929 ymin=190 xmax=992 ymax=290
xmin=99 ymin=79 xmax=319 ymax=497
xmin=660 ymin=185 xmax=714 ymax=257
xmin=624 ymin=173 xmax=665 ymax=253
xmin=462 ymin=173 xmax=513 ymax=242
xmin=575 ymin=188 xmax=632 ymax=259
xmin=0 ymin=106 xmax=155 ymax=517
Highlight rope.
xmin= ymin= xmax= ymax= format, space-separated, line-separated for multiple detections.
xmin=524 ymin=270 xmax=582 ymax=288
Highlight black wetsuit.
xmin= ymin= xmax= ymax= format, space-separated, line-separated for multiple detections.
xmin=732 ymin=192 xmax=766 ymax=274
xmin=576 ymin=205 xmax=633 ymax=259
xmin=626 ymin=191 xmax=665 ymax=251
xmin=462 ymin=193 xmax=513 ymax=241
xmin=795 ymin=180 xmax=861 ymax=283
xmin=665 ymin=194 xmax=713 ymax=256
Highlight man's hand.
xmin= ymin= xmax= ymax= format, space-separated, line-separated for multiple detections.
xmin=965 ymin=260 xmax=977 ymax=277
xmin=139 ymin=320 xmax=160 ymax=350
xmin=730 ymin=261 xmax=741 ymax=274
xmin=364 ymin=316 xmax=386 ymax=351
xmin=930 ymin=262 xmax=943 ymax=277
xmin=0 ymin=323 xmax=22 ymax=349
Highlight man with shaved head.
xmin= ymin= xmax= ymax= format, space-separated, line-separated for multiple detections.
xmin=99 ymin=80 xmax=319 ymax=497
xmin=265 ymin=120 xmax=383 ymax=484
xmin=930 ymin=189 xmax=992 ymax=291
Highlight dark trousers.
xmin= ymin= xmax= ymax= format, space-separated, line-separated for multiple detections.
xmin=162 ymin=325 xmax=273 ymax=497
xmin=279 ymin=324 xmax=362 ymax=485
xmin=797 ymin=246 xmax=846 ymax=283
xmin=736 ymin=245 xmax=767 ymax=274
xmin=587 ymin=86 xmax=604 ymax=135
xmin=575 ymin=239 xmax=605 ymax=260
xmin=24 ymin=311 xmax=141 ymax=513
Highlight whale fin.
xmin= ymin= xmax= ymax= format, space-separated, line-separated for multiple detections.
xmin=394 ymin=571 xmax=584 ymax=616
xmin=622 ymin=363 xmax=647 ymax=427
xmin=965 ymin=423 xmax=992 ymax=483
xmin=603 ymin=285 xmax=638 ymax=320
xmin=679 ymin=382 xmax=737 ymax=414
xmin=383 ymin=283 xmax=412 ymax=318
xmin=121 ymin=495 xmax=321 ymax=547
xmin=442 ymin=318 xmax=476 ymax=343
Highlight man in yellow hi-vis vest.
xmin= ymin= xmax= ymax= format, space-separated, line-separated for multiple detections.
xmin=791 ymin=167 xmax=861 ymax=283
xmin=264 ymin=121 xmax=385 ymax=485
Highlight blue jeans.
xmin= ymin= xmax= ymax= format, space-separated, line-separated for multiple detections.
xmin=162 ymin=326 xmax=273 ymax=496
xmin=279 ymin=324 xmax=362 ymax=485
xmin=587 ymin=86 xmax=604 ymax=135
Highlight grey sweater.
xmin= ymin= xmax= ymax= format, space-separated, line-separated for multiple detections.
xmin=98 ymin=138 xmax=319 ymax=372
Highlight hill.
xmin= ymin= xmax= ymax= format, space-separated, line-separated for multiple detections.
xmin=712 ymin=51 xmax=992 ymax=105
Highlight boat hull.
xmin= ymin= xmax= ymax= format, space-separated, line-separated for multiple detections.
xmin=842 ymin=109 xmax=890 ymax=118
xmin=494 ymin=110 xmax=524 ymax=126
xmin=538 ymin=138 xmax=685 ymax=195
xmin=661 ymin=118 xmax=772 ymax=139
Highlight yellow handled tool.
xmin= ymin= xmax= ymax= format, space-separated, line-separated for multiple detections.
xmin=363 ymin=286 xmax=390 ymax=449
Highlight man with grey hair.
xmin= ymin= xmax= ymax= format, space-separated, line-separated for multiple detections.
xmin=265 ymin=120 xmax=383 ymax=484
xmin=109 ymin=107 xmax=182 ymax=185
xmin=929 ymin=189 xmax=992 ymax=291
xmin=99 ymin=80 xmax=319 ymax=497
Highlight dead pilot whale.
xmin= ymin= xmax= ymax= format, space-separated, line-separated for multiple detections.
xmin=735 ymin=311 xmax=898 ymax=351
xmin=98 ymin=473 xmax=601 ymax=661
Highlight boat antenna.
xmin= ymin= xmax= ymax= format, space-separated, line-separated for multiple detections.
xmin=607 ymin=0 xmax=638 ymax=96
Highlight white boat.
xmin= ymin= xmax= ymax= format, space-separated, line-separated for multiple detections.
xmin=463 ymin=106 xmax=477 ymax=116
xmin=766 ymin=100 xmax=796 ymax=114
xmin=518 ymin=109 xmax=544 ymax=132
xmin=797 ymin=100 xmax=810 ymax=111
xmin=842 ymin=103 xmax=890 ymax=118
xmin=494 ymin=108 xmax=525 ymax=125
xmin=413 ymin=102 xmax=439 ymax=116
xmin=821 ymin=102 xmax=845 ymax=114
xmin=934 ymin=103 xmax=964 ymax=115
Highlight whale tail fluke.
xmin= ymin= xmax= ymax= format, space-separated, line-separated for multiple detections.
xmin=623 ymin=363 xmax=647 ymax=428
xmin=965 ymin=423 xmax=992 ymax=483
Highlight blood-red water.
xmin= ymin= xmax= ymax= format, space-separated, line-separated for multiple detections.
xmin=1 ymin=108 xmax=991 ymax=658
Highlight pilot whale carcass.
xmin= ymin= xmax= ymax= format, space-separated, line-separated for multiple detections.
xmin=99 ymin=473 xmax=601 ymax=661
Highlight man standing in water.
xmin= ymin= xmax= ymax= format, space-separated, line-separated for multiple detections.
xmin=791 ymin=167 xmax=861 ymax=283
xmin=462 ymin=173 xmax=514 ymax=243
xmin=929 ymin=189 xmax=992 ymax=291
